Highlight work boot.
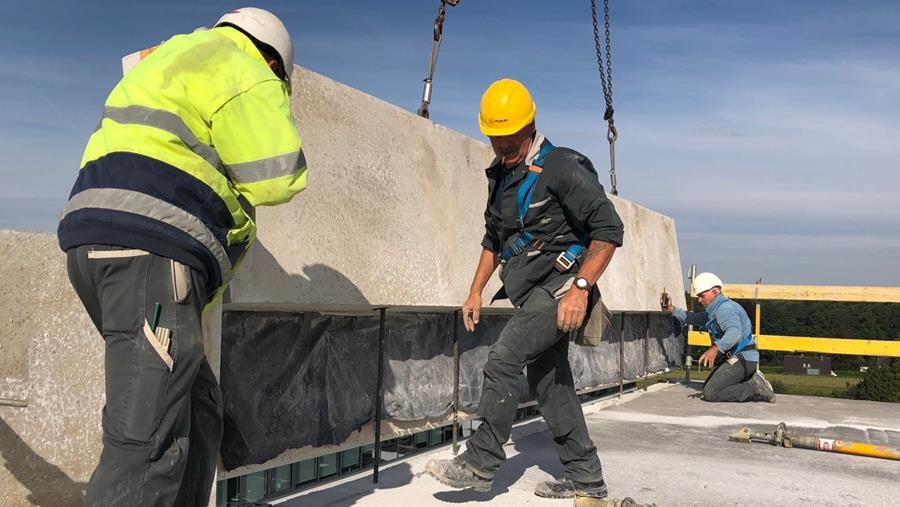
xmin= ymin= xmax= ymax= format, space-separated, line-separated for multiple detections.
xmin=750 ymin=370 xmax=776 ymax=403
xmin=425 ymin=455 xmax=493 ymax=492
xmin=574 ymin=496 xmax=656 ymax=507
xmin=536 ymin=477 xmax=608 ymax=499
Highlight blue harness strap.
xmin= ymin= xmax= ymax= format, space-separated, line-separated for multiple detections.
xmin=731 ymin=333 xmax=754 ymax=355
xmin=515 ymin=142 xmax=554 ymax=228
xmin=499 ymin=230 xmax=535 ymax=261
xmin=498 ymin=141 xmax=589 ymax=271
xmin=704 ymin=315 xmax=755 ymax=357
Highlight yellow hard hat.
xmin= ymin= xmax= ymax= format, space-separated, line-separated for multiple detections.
xmin=478 ymin=78 xmax=537 ymax=137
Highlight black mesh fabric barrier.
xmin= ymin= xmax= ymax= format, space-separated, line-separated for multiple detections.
xmin=220 ymin=310 xmax=683 ymax=470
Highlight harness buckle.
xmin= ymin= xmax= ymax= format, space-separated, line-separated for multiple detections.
xmin=554 ymin=251 xmax=577 ymax=272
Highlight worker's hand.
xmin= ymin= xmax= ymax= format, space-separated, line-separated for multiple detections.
xmin=558 ymin=288 xmax=588 ymax=333
xmin=462 ymin=293 xmax=482 ymax=333
xmin=699 ymin=345 xmax=719 ymax=368
xmin=660 ymin=292 xmax=673 ymax=313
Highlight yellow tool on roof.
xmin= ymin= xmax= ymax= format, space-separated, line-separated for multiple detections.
xmin=730 ymin=422 xmax=900 ymax=461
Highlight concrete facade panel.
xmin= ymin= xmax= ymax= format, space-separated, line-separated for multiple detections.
xmin=0 ymin=66 xmax=684 ymax=505
xmin=228 ymin=68 xmax=686 ymax=312
xmin=0 ymin=231 xmax=102 ymax=507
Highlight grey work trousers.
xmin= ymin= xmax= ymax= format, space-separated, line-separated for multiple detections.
xmin=66 ymin=245 xmax=222 ymax=506
xmin=463 ymin=287 xmax=604 ymax=483
xmin=702 ymin=355 xmax=759 ymax=402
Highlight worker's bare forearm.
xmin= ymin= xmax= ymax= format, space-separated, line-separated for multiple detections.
xmin=576 ymin=240 xmax=616 ymax=285
xmin=469 ymin=248 xmax=499 ymax=297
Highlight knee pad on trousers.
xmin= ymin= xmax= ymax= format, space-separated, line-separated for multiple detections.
xmin=702 ymin=385 xmax=720 ymax=401
xmin=483 ymin=346 xmax=523 ymax=382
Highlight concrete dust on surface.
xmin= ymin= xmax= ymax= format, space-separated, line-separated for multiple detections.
xmin=276 ymin=383 xmax=900 ymax=507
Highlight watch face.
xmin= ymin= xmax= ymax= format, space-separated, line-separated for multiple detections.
xmin=576 ymin=277 xmax=590 ymax=289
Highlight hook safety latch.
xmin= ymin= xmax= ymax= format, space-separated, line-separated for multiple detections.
xmin=607 ymin=124 xmax=618 ymax=144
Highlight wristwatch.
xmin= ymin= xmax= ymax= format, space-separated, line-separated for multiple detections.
xmin=574 ymin=277 xmax=591 ymax=291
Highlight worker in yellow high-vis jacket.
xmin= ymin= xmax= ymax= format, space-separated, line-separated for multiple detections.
xmin=57 ymin=7 xmax=306 ymax=506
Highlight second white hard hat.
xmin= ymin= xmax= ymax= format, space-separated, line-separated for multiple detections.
xmin=216 ymin=7 xmax=294 ymax=93
xmin=691 ymin=272 xmax=723 ymax=297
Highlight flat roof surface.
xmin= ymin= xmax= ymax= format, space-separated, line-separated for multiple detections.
xmin=275 ymin=383 xmax=900 ymax=506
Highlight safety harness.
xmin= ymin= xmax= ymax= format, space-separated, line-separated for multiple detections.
xmin=729 ymin=334 xmax=757 ymax=357
xmin=704 ymin=316 xmax=757 ymax=358
xmin=498 ymin=141 xmax=589 ymax=272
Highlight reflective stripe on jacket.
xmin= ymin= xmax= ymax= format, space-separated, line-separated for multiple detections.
xmin=58 ymin=26 xmax=307 ymax=297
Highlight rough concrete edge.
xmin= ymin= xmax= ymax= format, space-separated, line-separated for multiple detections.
xmin=223 ymin=382 xmax=677 ymax=480
xmin=219 ymin=410 xmax=477 ymax=479
xmin=294 ymin=65 xmax=480 ymax=152
xmin=293 ymin=66 xmax=679 ymax=229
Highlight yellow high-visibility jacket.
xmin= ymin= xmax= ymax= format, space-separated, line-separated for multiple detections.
xmin=58 ymin=26 xmax=307 ymax=297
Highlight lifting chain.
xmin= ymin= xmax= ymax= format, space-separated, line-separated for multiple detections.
xmin=418 ymin=0 xmax=460 ymax=119
xmin=591 ymin=0 xmax=618 ymax=195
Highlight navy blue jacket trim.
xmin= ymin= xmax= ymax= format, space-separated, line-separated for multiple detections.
xmin=70 ymin=152 xmax=235 ymax=246
xmin=58 ymin=208 xmax=224 ymax=292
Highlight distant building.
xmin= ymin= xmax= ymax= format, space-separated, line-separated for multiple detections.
xmin=783 ymin=355 xmax=831 ymax=376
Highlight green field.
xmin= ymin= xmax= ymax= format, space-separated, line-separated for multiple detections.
xmin=644 ymin=367 xmax=862 ymax=399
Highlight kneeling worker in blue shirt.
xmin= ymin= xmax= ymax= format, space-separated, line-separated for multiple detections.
xmin=666 ymin=272 xmax=776 ymax=402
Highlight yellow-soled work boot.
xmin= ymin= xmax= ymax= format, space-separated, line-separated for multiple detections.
xmin=537 ymin=477 xmax=608 ymax=499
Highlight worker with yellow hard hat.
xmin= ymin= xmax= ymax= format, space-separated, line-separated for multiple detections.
xmin=58 ymin=7 xmax=306 ymax=505
xmin=427 ymin=78 xmax=624 ymax=506
xmin=664 ymin=272 xmax=776 ymax=403
xmin=477 ymin=78 xmax=538 ymax=136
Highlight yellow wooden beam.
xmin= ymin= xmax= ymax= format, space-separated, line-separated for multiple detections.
xmin=722 ymin=284 xmax=900 ymax=303
xmin=687 ymin=331 xmax=900 ymax=357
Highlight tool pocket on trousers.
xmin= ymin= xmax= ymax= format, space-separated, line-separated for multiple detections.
xmin=104 ymin=325 xmax=171 ymax=443
xmin=552 ymin=277 xmax=575 ymax=300
xmin=170 ymin=260 xmax=192 ymax=304
xmin=143 ymin=319 xmax=173 ymax=370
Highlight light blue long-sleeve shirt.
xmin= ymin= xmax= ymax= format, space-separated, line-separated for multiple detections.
xmin=673 ymin=293 xmax=759 ymax=362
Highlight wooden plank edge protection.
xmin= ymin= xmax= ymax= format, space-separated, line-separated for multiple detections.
xmin=687 ymin=331 xmax=900 ymax=357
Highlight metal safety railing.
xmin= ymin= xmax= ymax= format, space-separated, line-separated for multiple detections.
xmin=370 ymin=307 xmax=664 ymax=483
xmin=217 ymin=305 xmax=674 ymax=502
xmin=686 ymin=283 xmax=900 ymax=358
xmin=213 ymin=298 xmax=694 ymax=507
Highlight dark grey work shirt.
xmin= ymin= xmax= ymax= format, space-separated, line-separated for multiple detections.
xmin=481 ymin=137 xmax=624 ymax=306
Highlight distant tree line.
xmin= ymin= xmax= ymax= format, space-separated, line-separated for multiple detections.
xmin=745 ymin=300 xmax=900 ymax=341
xmin=731 ymin=300 xmax=900 ymax=372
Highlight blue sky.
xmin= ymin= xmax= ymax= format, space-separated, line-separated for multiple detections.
xmin=1 ymin=0 xmax=898 ymax=286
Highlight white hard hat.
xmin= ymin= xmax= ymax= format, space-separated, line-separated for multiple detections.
xmin=216 ymin=7 xmax=294 ymax=93
xmin=691 ymin=272 xmax=723 ymax=297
